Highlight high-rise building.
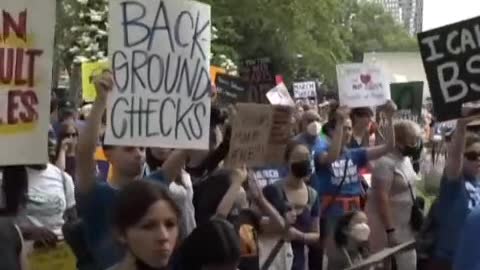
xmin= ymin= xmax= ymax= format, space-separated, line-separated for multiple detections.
xmin=367 ymin=0 xmax=423 ymax=35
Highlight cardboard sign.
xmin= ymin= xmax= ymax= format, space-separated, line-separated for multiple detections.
xmin=215 ymin=74 xmax=248 ymax=105
xmin=266 ymin=83 xmax=295 ymax=107
xmin=227 ymin=103 xmax=292 ymax=167
xmin=0 ymin=0 xmax=55 ymax=165
xmin=28 ymin=242 xmax=76 ymax=270
xmin=81 ymin=60 xmax=109 ymax=102
xmin=336 ymin=64 xmax=390 ymax=108
xmin=390 ymin=81 xmax=424 ymax=118
xmin=418 ymin=16 xmax=480 ymax=121
xmin=293 ymin=81 xmax=317 ymax=106
xmin=241 ymin=57 xmax=276 ymax=104
xmin=106 ymin=0 xmax=211 ymax=149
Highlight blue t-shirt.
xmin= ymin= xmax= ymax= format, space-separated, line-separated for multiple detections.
xmin=434 ymin=175 xmax=480 ymax=262
xmin=251 ymin=166 xmax=288 ymax=189
xmin=312 ymin=140 xmax=368 ymax=217
xmin=454 ymin=206 xmax=480 ymax=270
xmin=78 ymin=171 xmax=167 ymax=269
xmin=293 ymin=133 xmax=323 ymax=153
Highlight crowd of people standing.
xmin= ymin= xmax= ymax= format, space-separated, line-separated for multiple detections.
xmin=1 ymin=71 xmax=480 ymax=270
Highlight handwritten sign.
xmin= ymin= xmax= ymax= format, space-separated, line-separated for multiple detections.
xmin=215 ymin=74 xmax=248 ymax=105
xmin=266 ymin=83 xmax=295 ymax=107
xmin=0 ymin=0 xmax=55 ymax=165
xmin=81 ymin=60 xmax=109 ymax=102
xmin=241 ymin=57 xmax=276 ymax=104
xmin=227 ymin=103 xmax=292 ymax=167
xmin=390 ymin=81 xmax=424 ymax=119
xmin=417 ymin=16 xmax=480 ymax=121
xmin=28 ymin=242 xmax=76 ymax=270
xmin=106 ymin=0 xmax=211 ymax=149
xmin=293 ymin=81 xmax=317 ymax=106
xmin=336 ymin=64 xmax=390 ymax=108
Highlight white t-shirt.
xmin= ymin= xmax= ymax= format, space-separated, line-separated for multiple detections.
xmin=169 ymin=170 xmax=196 ymax=238
xmin=0 ymin=164 xmax=76 ymax=236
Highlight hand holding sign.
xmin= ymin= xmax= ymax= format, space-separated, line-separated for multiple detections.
xmin=93 ymin=71 xmax=113 ymax=102
xmin=231 ymin=164 xmax=248 ymax=185
xmin=335 ymin=106 xmax=351 ymax=122
xmin=270 ymin=106 xmax=293 ymax=144
xmin=383 ymin=100 xmax=398 ymax=119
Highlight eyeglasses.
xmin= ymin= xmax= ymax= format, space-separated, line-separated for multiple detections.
xmin=464 ymin=152 xmax=480 ymax=161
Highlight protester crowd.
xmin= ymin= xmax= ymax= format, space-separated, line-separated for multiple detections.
xmin=1 ymin=71 xmax=480 ymax=270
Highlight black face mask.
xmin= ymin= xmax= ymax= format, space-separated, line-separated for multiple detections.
xmin=399 ymin=144 xmax=418 ymax=157
xmin=290 ymin=160 xmax=311 ymax=178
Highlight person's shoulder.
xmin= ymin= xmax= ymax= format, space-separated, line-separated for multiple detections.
xmin=467 ymin=206 xmax=480 ymax=223
xmin=374 ymin=154 xmax=396 ymax=166
xmin=39 ymin=164 xmax=73 ymax=182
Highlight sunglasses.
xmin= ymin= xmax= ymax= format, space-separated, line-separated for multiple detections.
xmin=464 ymin=152 xmax=480 ymax=161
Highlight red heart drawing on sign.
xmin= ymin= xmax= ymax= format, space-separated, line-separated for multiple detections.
xmin=360 ymin=74 xmax=371 ymax=85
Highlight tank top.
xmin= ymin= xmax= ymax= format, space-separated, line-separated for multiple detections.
xmin=0 ymin=218 xmax=22 ymax=270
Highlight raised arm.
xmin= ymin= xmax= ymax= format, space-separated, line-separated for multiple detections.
xmin=445 ymin=117 xmax=470 ymax=180
xmin=76 ymin=72 xmax=112 ymax=193
xmin=317 ymin=106 xmax=350 ymax=165
xmin=366 ymin=100 xmax=396 ymax=161
xmin=159 ymin=150 xmax=190 ymax=184
xmin=216 ymin=166 xmax=247 ymax=218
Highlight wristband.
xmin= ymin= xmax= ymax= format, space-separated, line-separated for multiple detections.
xmin=386 ymin=228 xmax=395 ymax=234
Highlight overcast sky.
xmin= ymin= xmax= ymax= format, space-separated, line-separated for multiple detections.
xmin=423 ymin=0 xmax=480 ymax=30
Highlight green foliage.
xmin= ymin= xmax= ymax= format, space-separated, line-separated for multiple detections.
xmin=54 ymin=0 xmax=418 ymax=88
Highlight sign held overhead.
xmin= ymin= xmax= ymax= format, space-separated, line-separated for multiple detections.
xmin=418 ymin=15 xmax=480 ymax=121
xmin=106 ymin=0 xmax=211 ymax=149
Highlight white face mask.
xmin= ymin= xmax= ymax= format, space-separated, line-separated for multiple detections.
xmin=307 ymin=121 xmax=321 ymax=136
xmin=349 ymin=223 xmax=370 ymax=242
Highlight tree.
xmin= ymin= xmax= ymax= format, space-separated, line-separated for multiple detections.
xmin=338 ymin=0 xmax=418 ymax=62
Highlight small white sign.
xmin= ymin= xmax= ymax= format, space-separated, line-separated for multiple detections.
xmin=336 ymin=63 xmax=390 ymax=108
xmin=293 ymin=81 xmax=317 ymax=106
xmin=266 ymin=83 xmax=295 ymax=107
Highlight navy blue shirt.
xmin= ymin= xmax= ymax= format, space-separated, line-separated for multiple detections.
xmin=78 ymin=171 xmax=167 ymax=269
xmin=454 ymin=206 xmax=480 ymax=270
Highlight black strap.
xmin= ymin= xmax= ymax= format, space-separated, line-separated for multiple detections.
xmin=321 ymin=157 xmax=350 ymax=215
xmin=406 ymin=180 xmax=416 ymax=204
xmin=260 ymin=235 xmax=287 ymax=270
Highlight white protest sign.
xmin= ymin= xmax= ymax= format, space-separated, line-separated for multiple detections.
xmin=266 ymin=83 xmax=295 ymax=107
xmin=0 ymin=0 xmax=55 ymax=165
xmin=336 ymin=63 xmax=390 ymax=108
xmin=107 ymin=0 xmax=211 ymax=149
xmin=293 ymin=81 xmax=317 ymax=105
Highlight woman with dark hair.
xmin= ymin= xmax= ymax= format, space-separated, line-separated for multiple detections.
xmin=263 ymin=143 xmax=320 ymax=270
xmin=328 ymin=211 xmax=373 ymax=270
xmin=55 ymin=121 xmax=79 ymax=179
xmin=109 ymin=180 xmax=180 ymax=270
xmin=179 ymin=217 xmax=241 ymax=270
xmin=145 ymin=148 xmax=196 ymax=239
